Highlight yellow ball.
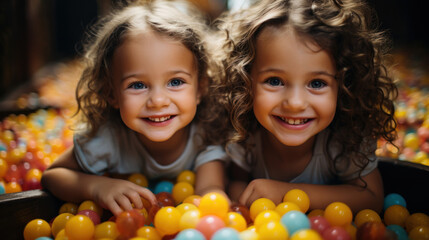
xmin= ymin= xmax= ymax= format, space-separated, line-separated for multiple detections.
xmin=258 ymin=221 xmax=289 ymax=240
xmin=226 ymin=212 xmax=248 ymax=232
xmin=94 ymin=221 xmax=119 ymax=240
xmin=199 ymin=192 xmax=229 ymax=219
xmin=275 ymin=201 xmax=302 ymax=216
xmin=51 ymin=213 xmax=74 ymax=237
xmin=128 ymin=173 xmax=149 ymax=188
xmin=384 ymin=205 xmax=410 ymax=227
xmin=290 ymin=229 xmax=323 ymax=240
xmin=64 ymin=215 xmax=95 ymax=240
xmin=405 ymin=213 xmax=429 ymax=233
xmin=136 ymin=226 xmax=162 ymax=240
xmin=176 ymin=170 xmax=195 ymax=185
xmin=354 ymin=209 xmax=382 ymax=228
xmin=283 ymin=189 xmax=310 ymax=213
xmin=172 ymin=182 xmax=194 ymax=205
xmin=249 ymin=198 xmax=276 ymax=221
xmin=254 ymin=210 xmax=281 ymax=230
xmin=23 ymin=219 xmax=51 ymax=240
xmin=324 ymin=202 xmax=353 ymax=227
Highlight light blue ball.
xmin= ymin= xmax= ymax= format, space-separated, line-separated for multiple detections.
xmin=386 ymin=224 xmax=409 ymax=240
xmin=175 ymin=229 xmax=206 ymax=240
xmin=211 ymin=227 xmax=241 ymax=240
xmin=280 ymin=210 xmax=310 ymax=236
xmin=0 ymin=184 xmax=5 ymax=194
xmin=35 ymin=237 xmax=53 ymax=240
xmin=384 ymin=193 xmax=407 ymax=210
xmin=154 ymin=180 xmax=174 ymax=194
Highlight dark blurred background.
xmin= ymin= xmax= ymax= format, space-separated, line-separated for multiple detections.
xmin=0 ymin=0 xmax=428 ymax=104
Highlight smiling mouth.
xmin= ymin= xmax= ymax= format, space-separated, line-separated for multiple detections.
xmin=147 ymin=116 xmax=173 ymax=122
xmin=277 ymin=116 xmax=311 ymax=125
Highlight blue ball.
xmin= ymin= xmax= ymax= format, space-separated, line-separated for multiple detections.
xmin=154 ymin=180 xmax=174 ymax=194
xmin=35 ymin=237 xmax=53 ymax=240
xmin=175 ymin=229 xmax=205 ymax=240
xmin=280 ymin=210 xmax=310 ymax=236
xmin=384 ymin=193 xmax=407 ymax=210
xmin=386 ymin=224 xmax=408 ymax=240
xmin=0 ymin=184 xmax=5 ymax=194
xmin=211 ymin=227 xmax=241 ymax=240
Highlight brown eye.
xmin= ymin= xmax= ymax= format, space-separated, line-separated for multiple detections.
xmin=265 ymin=77 xmax=283 ymax=86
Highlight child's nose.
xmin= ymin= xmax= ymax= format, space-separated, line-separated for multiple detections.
xmin=147 ymin=88 xmax=170 ymax=108
xmin=283 ymin=88 xmax=307 ymax=111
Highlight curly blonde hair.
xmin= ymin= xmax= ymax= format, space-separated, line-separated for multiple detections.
xmin=74 ymin=0 xmax=227 ymax=145
xmin=216 ymin=0 xmax=398 ymax=169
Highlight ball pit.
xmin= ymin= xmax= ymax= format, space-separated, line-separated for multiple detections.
xmin=13 ymin=173 xmax=429 ymax=240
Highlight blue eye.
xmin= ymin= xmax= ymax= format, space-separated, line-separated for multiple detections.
xmin=309 ymin=80 xmax=326 ymax=89
xmin=129 ymin=82 xmax=146 ymax=89
xmin=168 ymin=78 xmax=185 ymax=87
xmin=265 ymin=77 xmax=283 ymax=86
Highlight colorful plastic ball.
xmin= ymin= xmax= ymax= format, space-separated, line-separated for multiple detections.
xmin=275 ymin=201 xmax=301 ymax=216
xmin=78 ymin=200 xmax=103 ymax=217
xmin=254 ymin=210 xmax=281 ymax=230
xmin=59 ymin=202 xmax=78 ymax=215
xmin=409 ymin=226 xmax=429 ymax=240
xmin=94 ymin=221 xmax=119 ymax=240
xmin=404 ymin=133 xmax=419 ymax=150
xmin=324 ymin=202 xmax=353 ymax=227
xmin=176 ymin=170 xmax=195 ymax=185
xmin=356 ymin=221 xmax=395 ymax=240
xmin=195 ymin=215 xmax=226 ymax=239
xmin=249 ymin=198 xmax=276 ymax=221
xmin=175 ymin=229 xmax=205 ymax=240
xmin=307 ymin=209 xmax=324 ymax=218
xmin=239 ymin=229 xmax=259 ymax=240
xmin=211 ymin=227 xmax=241 ymax=240
xmin=172 ymin=181 xmax=194 ymax=204
xmin=64 ymin=215 xmax=95 ymax=240
xmin=290 ymin=229 xmax=323 ymax=240
xmin=176 ymin=203 xmax=198 ymax=215
xmin=51 ymin=213 xmax=74 ymax=237
xmin=179 ymin=209 xmax=201 ymax=230
xmin=354 ymin=209 xmax=382 ymax=228
xmin=34 ymin=237 xmax=53 ymax=240
xmin=226 ymin=212 xmax=248 ymax=232
xmin=4 ymin=181 xmax=22 ymax=193
xmin=198 ymin=192 xmax=229 ymax=219
xmin=154 ymin=206 xmax=181 ymax=236
xmin=386 ymin=224 xmax=408 ymax=240
xmin=309 ymin=216 xmax=331 ymax=235
xmin=182 ymin=195 xmax=202 ymax=206
xmin=136 ymin=226 xmax=161 ymax=240
xmin=0 ymin=158 xmax=8 ymax=178
xmin=323 ymin=226 xmax=351 ymax=240
xmin=280 ymin=210 xmax=311 ymax=236
xmin=77 ymin=209 xmax=100 ymax=226
xmin=230 ymin=203 xmax=252 ymax=225
xmin=154 ymin=180 xmax=174 ymax=194
xmin=384 ymin=205 xmax=410 ymax=227
xmin=0 ymin=182 xmax=5 ymax=194
xmin=155 ymin=192 xmax=175 ymax=207
xmin=258 ymin=221 xmax=289 ymax=240
xmin=116 ymin=209 xmax=145 ymax=238
xmin=405 ymin=213 xmax=429 ymax=233
xmin=344 ymin=224 xmax=357 ymax=240
xmin=23 ymin=219 xmax=51 ymax=240
xmin=128 ymin=173 xmax=149 ymax=188
xmin=384 ymin=193 xmax=407 ymax=210
xmin=283 ymin=189 xmax=310 ymax=213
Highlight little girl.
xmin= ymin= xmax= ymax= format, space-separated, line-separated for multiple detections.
xmin=217 ymin=0 xmax=398 ymax=213
xmin=41 ymin=0 xmax=229 ymax=216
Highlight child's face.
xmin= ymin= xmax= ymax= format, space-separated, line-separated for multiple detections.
xmin=251 ymin=27 xmax=338 ymax=147
xmin=110 ymin=31 xmax=200 ymax=143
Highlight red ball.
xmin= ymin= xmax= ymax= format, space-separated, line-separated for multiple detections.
xmin=156 ymin=192 xmax=175 ymax=207
xmin=195 ymin=215 xmax=225 ymax=239
xmin=116 ymin=209 xmax=145 ymax=238
xmin=77 ymin=209 xmax=101 ymax=225
xmin=323 ymin=226 xmax=351 ymax=240
xmin=309 ymin=216 xmax=331 ymax=235
xmin=230 ymin=203 xmax=252 ymax=225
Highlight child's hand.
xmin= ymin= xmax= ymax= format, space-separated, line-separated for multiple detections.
xmin=90 ymin=177 xmax=157 ymax=216
xmin=239 ymin=179 xmax=287 ymax=207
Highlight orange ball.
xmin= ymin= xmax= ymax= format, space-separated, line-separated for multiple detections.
xmin=384 ymin=205 xmax=410 ymax=227
xmin=324 ymin=202 xmax=353 ymax=227
xmin=283 ymin=189 xmax=310 ymax=213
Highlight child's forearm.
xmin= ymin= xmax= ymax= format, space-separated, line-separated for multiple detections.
xmin=41 ymin=168 xmax=101 ymax=203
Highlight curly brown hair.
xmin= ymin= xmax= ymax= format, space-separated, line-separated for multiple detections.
xmin=74 ymin=0 xmax=228 ymax=146
xmin=215 ymin=0 xmax=398 ymax=169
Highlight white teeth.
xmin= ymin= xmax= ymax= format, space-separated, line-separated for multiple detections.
xmin=279 ymin=117 xmax=308 ymax=125
xmin=148 ymin=116 xmax=171 ymax=122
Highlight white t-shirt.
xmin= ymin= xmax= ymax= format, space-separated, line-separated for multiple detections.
xmin=73 ymin=122 xmax=229 ymax=179
xmin=226 ymin=129 xmax=377 ymax=184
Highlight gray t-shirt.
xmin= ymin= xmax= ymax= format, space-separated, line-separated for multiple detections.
xmin=73 ymin=122 xmax=229 ymax=179
xmin=226 ymin=129 xmax=377 ymax=184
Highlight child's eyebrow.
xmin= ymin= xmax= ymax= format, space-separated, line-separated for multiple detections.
xmin=254 ymin=68 xmax=336 ymax=78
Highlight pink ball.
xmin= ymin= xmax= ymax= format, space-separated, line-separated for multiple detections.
xmin=322 ymin=226 xmax=351 ymax=240
xmin=195 ymin=215 xmax=225 ymax=239
xmin=77 ymin=209 xmax=101 ymax=225
xmin=309 ymin=216 xmax=331 ymax=235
